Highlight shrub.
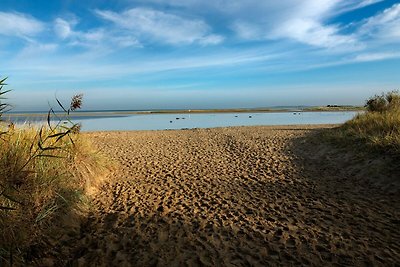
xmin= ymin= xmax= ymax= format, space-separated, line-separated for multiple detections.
xmin=386 ymin=91 xmax=400 ymax=111
xmin=365 ymin=90 xmax=400 ymax=112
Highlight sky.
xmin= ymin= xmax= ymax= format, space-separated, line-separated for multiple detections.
xmin=1 ymin=0 xmax=400 ymax=111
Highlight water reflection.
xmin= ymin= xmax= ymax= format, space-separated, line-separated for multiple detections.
xmin=68 ymin=111 xmax=359 ymax=131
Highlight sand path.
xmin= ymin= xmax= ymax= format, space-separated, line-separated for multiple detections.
xmin=50 ymin=126 xmax=399 ymax=266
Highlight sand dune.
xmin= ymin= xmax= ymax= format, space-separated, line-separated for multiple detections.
xmin=42 ymin=126 xmax=399 ymax=266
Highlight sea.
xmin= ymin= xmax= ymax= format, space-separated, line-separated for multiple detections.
xmin=4 ymin=110 xmax=360 ymax=131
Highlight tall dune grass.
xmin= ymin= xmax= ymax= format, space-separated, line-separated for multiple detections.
xmin=325 ymin=91 xmax=400 ymax=155
xmin=0 ymin=78 xmax=111 ymax=264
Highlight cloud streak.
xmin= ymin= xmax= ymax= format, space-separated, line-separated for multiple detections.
xmin=138 ymin=0 xmax=380 ymax=49
xmin=8 ymin=47 xmax=283 ymax=82
xmin=0 ymin=11 xmax=44 ymax=39
xmin=358 ymin=3 xmax=400 ymax=42
xmin=227 ymin=0 xmax=360 ymax=49
xmin=354 ymin=51 xmax=400 ymax=62
xmin=95 ymin=7 xmax=224 ymax=45
xmin=53 ymin=17 xmax=141 ymax=49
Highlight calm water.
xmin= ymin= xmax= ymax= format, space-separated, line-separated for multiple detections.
xmin=8 ymin=111 xmax=359 ymax=131
xmin=77 ymin=111 xmax=358 ymax=131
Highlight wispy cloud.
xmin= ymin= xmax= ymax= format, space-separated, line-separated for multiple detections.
xmin=231 ymin=21 xmax=263 ymax=40
xmin=7 ymin=46 xmax=284 ymax=83
xmin=152 ymin=0 xmax=393 ymax=50
xmin=354 ymin=51 xmax=400 ymax=62
xmin=17 ymin=43 xmax=58 ymax=58
xmin=270 ymin=18 xmax=357 ymax=49
xmin=140 ymin=0 xmax=379 ymax=49
xmin=333 ymin=0 xmax=384 ymax=14
xmin=53 ymin=17 xmax=140 ymax=48
xmin=228 ymin=0 xmax=362 ymax=49
xmin=358 ymin=3 xmax=400 ymax=42
xmin=0 ymin=11 xmax=44 ymax=39
xmin=95 ymin=7 xmax=224 ymax=45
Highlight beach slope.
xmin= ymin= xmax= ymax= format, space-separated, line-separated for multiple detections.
xmin=47 ymin=126 xmax=399 ymax=266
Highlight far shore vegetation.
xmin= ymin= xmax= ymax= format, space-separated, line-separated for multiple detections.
xmin=0 ymin=77 xmax=111 ymax=265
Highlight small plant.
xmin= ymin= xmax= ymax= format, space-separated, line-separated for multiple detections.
xmin=0 ymin=77 xmax=12 ymax=138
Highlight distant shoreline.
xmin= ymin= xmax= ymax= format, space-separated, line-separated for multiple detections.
xmin=5 ymin=106 xmax=365 ymax=117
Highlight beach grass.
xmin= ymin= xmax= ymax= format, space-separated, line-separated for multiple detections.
xmin=0 ymin=78 xmax=111 ymax=264
xmin=0 ymin=126 xmax=110 ymax=264
xmin=323 ymin=91 xmax=400 ymax=155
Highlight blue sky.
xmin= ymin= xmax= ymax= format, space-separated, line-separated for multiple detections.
xmin=1 ymin=0 xmax=400 ymax=111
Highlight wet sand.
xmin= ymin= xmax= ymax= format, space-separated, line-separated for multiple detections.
xmin=46 ymin=126 xmax=399 ymax=266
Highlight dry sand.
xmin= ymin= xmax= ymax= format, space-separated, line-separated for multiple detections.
xmin=44 ymin=126 xmax=399 ymax=266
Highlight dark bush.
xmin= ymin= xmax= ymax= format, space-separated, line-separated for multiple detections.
xmin=365 ymin=90 xmax=400 ymax=112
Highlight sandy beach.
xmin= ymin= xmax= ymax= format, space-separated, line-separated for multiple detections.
xmin=44 ymin=125 xmax=399 ymax=266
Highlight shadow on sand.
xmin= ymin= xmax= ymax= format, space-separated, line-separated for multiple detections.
xmin=34 ymin=127 xmax=399 ymax=266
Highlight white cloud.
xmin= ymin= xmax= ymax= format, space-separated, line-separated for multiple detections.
xmin=199 ymin=34 xmax=224 ymax=45
xmin=112 ymin=36 xmax=142 ymax=48
xmin=140 ymin=0 xmax=383 ymax=49
xmin=17 ymin=43 xmax=58 ymax=58
xmin=354 ymin=0 xmax=383 ymax=8
xmin=7 ymin=47 xmax=281 ymax=82
xmin=227 ymin=3 xmax=358 ymax=48
xmin=95 ymin=7 xmax=223 ymax=45
xmin=54 ymin=18 xmax=74 ymax=39
xmin=333 ymin=0 xmax=384 ymax=14
xmin=141 ymin=0 xmax=382 ymax=17
xmin=54 ymin=18 xmax=101 ymax=44
xmin=0 ymin=11 xmax=44 ymax=38
xmin=354 ymin=52 xmax=400 ymax=62
xmin=53 ymin=18 xmax=140 ymax=48
xmin=359 ymin=3 xmax=400 ymax=42
xmin=271 ymin=18 xmax=357 ymax=48
xmin=230 ymin=0 xmax=359 ymax=48
xmin=232 ymin=21 xmax=264 ymax=40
